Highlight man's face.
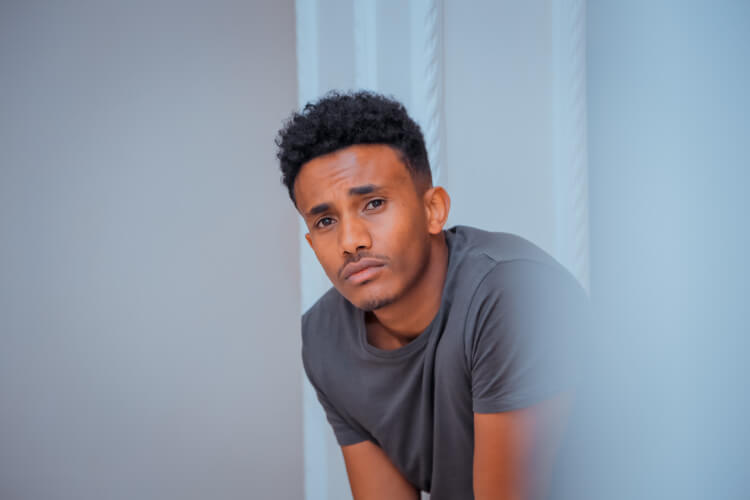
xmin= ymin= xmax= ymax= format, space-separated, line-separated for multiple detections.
xmin=294 ymin=144 xmax=432 ymax=311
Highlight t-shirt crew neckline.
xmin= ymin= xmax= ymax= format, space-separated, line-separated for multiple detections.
xmin=355 ymin=228 xmax=456 ymax=360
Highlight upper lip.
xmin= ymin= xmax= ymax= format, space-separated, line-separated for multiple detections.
xmin=341 ymin=258 xmax=386 ymax=280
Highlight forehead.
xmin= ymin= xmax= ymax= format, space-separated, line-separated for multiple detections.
xmin=294 ymin=144 xmax=412 ymax=209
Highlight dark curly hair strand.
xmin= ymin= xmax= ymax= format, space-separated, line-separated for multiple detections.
xmin=275 ymin=90 xmax=432 ymax=205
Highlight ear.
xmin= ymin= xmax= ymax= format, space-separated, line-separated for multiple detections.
xmin=305 ymin=232 xmax=313 ymax=248
xmin=423 ymin=186 xmax=451 ymax=235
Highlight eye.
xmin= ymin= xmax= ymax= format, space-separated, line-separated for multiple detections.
xmin=365 ymin=199 xmax=385 ymax=210
xmin=315 ymin=216 xmax=335 ymax=229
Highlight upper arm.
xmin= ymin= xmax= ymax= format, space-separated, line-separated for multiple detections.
xmin=473 ymin=392 xmax=572 ymax=500
xmin=341 ymin=440 xmax=419 ymax=500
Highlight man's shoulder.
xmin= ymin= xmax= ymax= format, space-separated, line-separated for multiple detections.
xmin=449 ymin=225 xmax=559 ymax=268
xmin=454 ymin=228 xmax=590 ymax=396
xmin=448 ymin=226 xmax=587 ymax=309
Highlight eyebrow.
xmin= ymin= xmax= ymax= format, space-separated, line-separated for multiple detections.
xmin=306 ymin=184 xmax=382 ymax=217
xmin=348 ymin=184 xmax=380 ymax=196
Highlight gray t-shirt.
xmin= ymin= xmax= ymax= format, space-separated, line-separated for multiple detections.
xmin=301 ymin=225 xmax=588 ymax=499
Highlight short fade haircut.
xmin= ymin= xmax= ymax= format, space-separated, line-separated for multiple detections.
xmin=275 ymin=90 xmax=432 ymax=205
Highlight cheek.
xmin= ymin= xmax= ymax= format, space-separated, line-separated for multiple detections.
xmin=376 ymin=212 xmax=426 ymax=271
xmin=310 ymin=240 xmax=339 ymax=276
xmin=382 ymin=198 xmax=424 ymax=236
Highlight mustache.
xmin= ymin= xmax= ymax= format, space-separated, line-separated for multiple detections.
xmin=338 ymin=252 xmax=390 ymax=278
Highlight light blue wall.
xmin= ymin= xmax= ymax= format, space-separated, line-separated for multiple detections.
xmin=563 ymin=2 xmax=749 ymax=499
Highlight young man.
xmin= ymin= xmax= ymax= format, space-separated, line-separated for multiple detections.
xmin=276 ymin=91 xmax=588 ymax=500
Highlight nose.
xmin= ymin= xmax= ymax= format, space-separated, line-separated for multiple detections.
xmin=338 ymin=215 xmax=372 ymax=255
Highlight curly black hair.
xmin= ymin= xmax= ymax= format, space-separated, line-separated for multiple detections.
xmin=275 ymin=90 xmax=431 ymax=205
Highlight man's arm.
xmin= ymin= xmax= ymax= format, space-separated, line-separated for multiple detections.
xmin=341 ymin=440 xmax=420 ymax=500
xmin=473 ymin=393 xmax=571 ymax=500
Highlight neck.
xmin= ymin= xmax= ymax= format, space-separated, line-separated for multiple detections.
xmin=367 ymin=232 xmax=449 ymax=343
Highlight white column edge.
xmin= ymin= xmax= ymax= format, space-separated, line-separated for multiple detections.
xmin=410 ymin=0 xmax=446 ymax=184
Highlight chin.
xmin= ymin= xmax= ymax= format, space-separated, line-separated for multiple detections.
xmin=338 ymin=276 xmax=402 ymax=311
xmin=353 ymin=284 xmax=400 ymax=312
xmin=359 ymin=295 xmax=398 ymax=312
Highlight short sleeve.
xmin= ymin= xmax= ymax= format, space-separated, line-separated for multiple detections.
xmin=301 ymin=328 xmax=371 ymax=447
xmin=468 ymin=259 xmax=588 ymax=414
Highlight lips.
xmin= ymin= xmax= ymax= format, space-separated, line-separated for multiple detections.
xmin=341 ymin=258 xmax=386 ymax=282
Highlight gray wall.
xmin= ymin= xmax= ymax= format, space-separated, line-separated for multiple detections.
xmin=0 ymin=2 xmax=302 ymax=499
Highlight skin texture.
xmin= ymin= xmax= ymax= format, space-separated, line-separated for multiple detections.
xmin=294 ymin=143 xmax=565 ymax=499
